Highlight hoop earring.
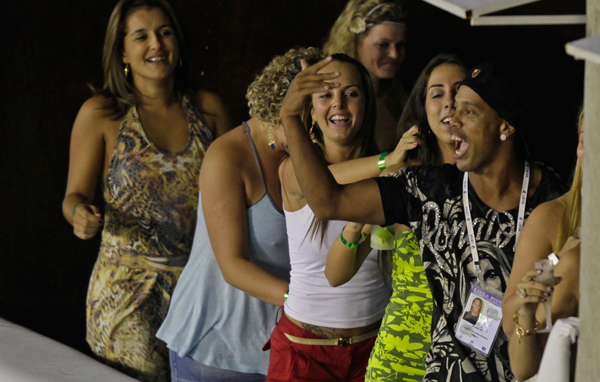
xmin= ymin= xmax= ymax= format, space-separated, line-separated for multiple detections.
xmin=124 ymin=63 xmax=129 ymax=76
xmin=267 ymin=126 xmax=276 ymax=150
xmin=500 ymin=134 xmax=507 ymax=141
xmin=310 ymin=120 xmax=318 ymax=143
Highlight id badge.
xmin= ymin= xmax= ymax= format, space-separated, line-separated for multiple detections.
xmin=456 ymin=284 xmax=503 ymax=357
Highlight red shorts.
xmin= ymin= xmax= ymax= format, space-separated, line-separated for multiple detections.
xmin=264 ymin=312 xmax=376 ymax=382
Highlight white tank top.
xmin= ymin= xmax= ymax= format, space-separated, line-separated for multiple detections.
xmin=283 ymin=204 xmax=391 ymax=328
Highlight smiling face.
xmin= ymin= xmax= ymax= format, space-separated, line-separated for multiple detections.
xmin=122 ymin=7 xmax=179 ymax=84
xmin=356 ymin=23 xmax=406 ymax=81
xmin=311 ymin=61 xmax=365 ymax=149
xmin=425 ymin=63 xmax=466 ymax=150
xmin=449 ymin=85 xmax=506 ymax=173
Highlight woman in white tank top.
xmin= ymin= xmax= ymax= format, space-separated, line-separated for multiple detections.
xmin=265 ymin=54 xmax=417 ymax=382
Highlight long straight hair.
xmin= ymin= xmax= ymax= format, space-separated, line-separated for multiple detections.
xmin=304 ymin=53 xmax=378 ymax=245
xmin=95 ymin=0 xmax=196 ymax=119
xmin=397 ymin=53 xmax=467 ymax=165
xmin=555 ymin=110 xmax=583 ymax=251
xmin=379 ymin=54 xmax=466 ymax=288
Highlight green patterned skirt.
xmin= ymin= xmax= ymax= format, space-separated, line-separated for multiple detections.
xmin=365 ymin=230 xmax=432 ymax=382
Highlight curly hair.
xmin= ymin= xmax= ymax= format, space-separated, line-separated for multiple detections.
xmin=246 ymin=47 xmax=324 ymax=127
xmin=323 ymin=0 xmax=406 ymax=58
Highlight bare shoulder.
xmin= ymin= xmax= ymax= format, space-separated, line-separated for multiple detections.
xmin=195 ymin=89 xmax=227 ymax=117
xmin=79 ymin=95 xmax=115 ymax=119
xmin=74 ymin=96 xmax=121 ymax=132
xmin=195 ymin=89 xmax=231 ymax=138
xmin=528 ymin=197 xmax=565 ymax=231
xmin=515 ymin=198 xmax=565 ymax=258
xmin=201 ymin=124 xmax=249 ymax=176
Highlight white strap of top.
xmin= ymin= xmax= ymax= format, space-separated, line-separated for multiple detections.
xmin=463 ymin=161 xmax=530 ymax=279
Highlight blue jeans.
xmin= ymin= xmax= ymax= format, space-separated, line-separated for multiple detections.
xmin=169 ymin=349 xmax=267 ymax=382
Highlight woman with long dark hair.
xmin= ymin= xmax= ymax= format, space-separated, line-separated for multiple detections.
xmin=62 ymin=0 xmax=230 ymax=380
xmin=265 ymin=54 xmax=392 ymax=382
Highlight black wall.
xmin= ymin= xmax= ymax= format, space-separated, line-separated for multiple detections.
xmin=1 ymin=0 xmax=585 ymax=355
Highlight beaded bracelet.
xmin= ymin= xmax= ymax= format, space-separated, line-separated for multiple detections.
xmin=378 ymin=152 xmax=389 ymax=172
xmin=513 ymin=311 xmax=542 ymax=343
xmin=340 ymin=227 xmax=367 ymax=248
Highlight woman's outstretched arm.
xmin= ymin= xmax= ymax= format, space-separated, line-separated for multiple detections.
xmin=280 ymin=57 xmax=386 ymax=224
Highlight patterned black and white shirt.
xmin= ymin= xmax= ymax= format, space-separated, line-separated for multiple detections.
xmin=375 ymin=164 xmax=565 ymax=382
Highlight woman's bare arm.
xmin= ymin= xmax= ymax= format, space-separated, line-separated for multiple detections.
xmin=62 ymin=97 xmax=108 ymax=239
xmin=507 ymin=240 xmax=579 ymax=381
xmin=279 ymin=57 xmax=386 ymax=224
xmin=202 ymin=133 xmax=288 ymax=306
xmin=503 ymin=200 xmax=563 ymax=335
xmin=325 ymin=223 xmax=373 ymax=286
xmin=328 ymin=125 xmax=420 ymax=184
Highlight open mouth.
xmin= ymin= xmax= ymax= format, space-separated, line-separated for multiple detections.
xmin=329 ymin=114 xmax=351 ymax=126
xmin=451 ymin=134 xmax=469 ymax=158
xmin=442 ymin=116 xmax=452 ymax=127
xmin=147 ymin=56 xmax=167 ymax=63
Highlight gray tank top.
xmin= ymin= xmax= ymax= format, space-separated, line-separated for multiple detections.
xmin=156 ymin=122 xmax=290 ymax=374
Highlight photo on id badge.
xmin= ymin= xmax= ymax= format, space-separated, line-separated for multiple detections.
xmin=456 ymin=285 xmax=503 ymax=357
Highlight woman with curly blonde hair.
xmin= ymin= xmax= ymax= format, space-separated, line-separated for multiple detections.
xmin=324 ymin=0 xmax=407 ymax=152
xmin=156 ymin=47 xmax=323 ymax=382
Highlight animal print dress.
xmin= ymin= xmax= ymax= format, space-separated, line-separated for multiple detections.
xmin=86 ymin=96 xmax=212 ymax=382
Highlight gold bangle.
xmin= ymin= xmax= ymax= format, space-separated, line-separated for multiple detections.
xmin=513 ymin=311 xmax=542 ymax=343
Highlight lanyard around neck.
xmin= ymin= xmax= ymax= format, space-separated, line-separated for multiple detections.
xmin=462 ymin=161 xmax=530 ymax=279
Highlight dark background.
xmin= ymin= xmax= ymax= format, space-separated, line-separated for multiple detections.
xmin=1 ymin=0 xmax=586 ymax=356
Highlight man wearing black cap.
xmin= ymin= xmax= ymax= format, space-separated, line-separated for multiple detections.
xmin=279 ymin=58 xmax=565 ymax=381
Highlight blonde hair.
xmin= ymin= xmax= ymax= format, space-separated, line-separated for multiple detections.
xmin=323 ymin=0 xmax=407 ymax=119
xmin=555 ymin=110 xmax=583 ymax=251
xmin=323 ymin=0 xmax=406 ymax=58
xmin=246 ymin=47 xmax=323 ymax=126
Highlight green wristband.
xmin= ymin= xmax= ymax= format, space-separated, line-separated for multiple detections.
xmin=72 ymin=203 xmax=82 ymax=217
xmin=340 ymin=228 xmax=367 ymax=248
xmin=378 ymin=152 xmax=389 ymax=172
